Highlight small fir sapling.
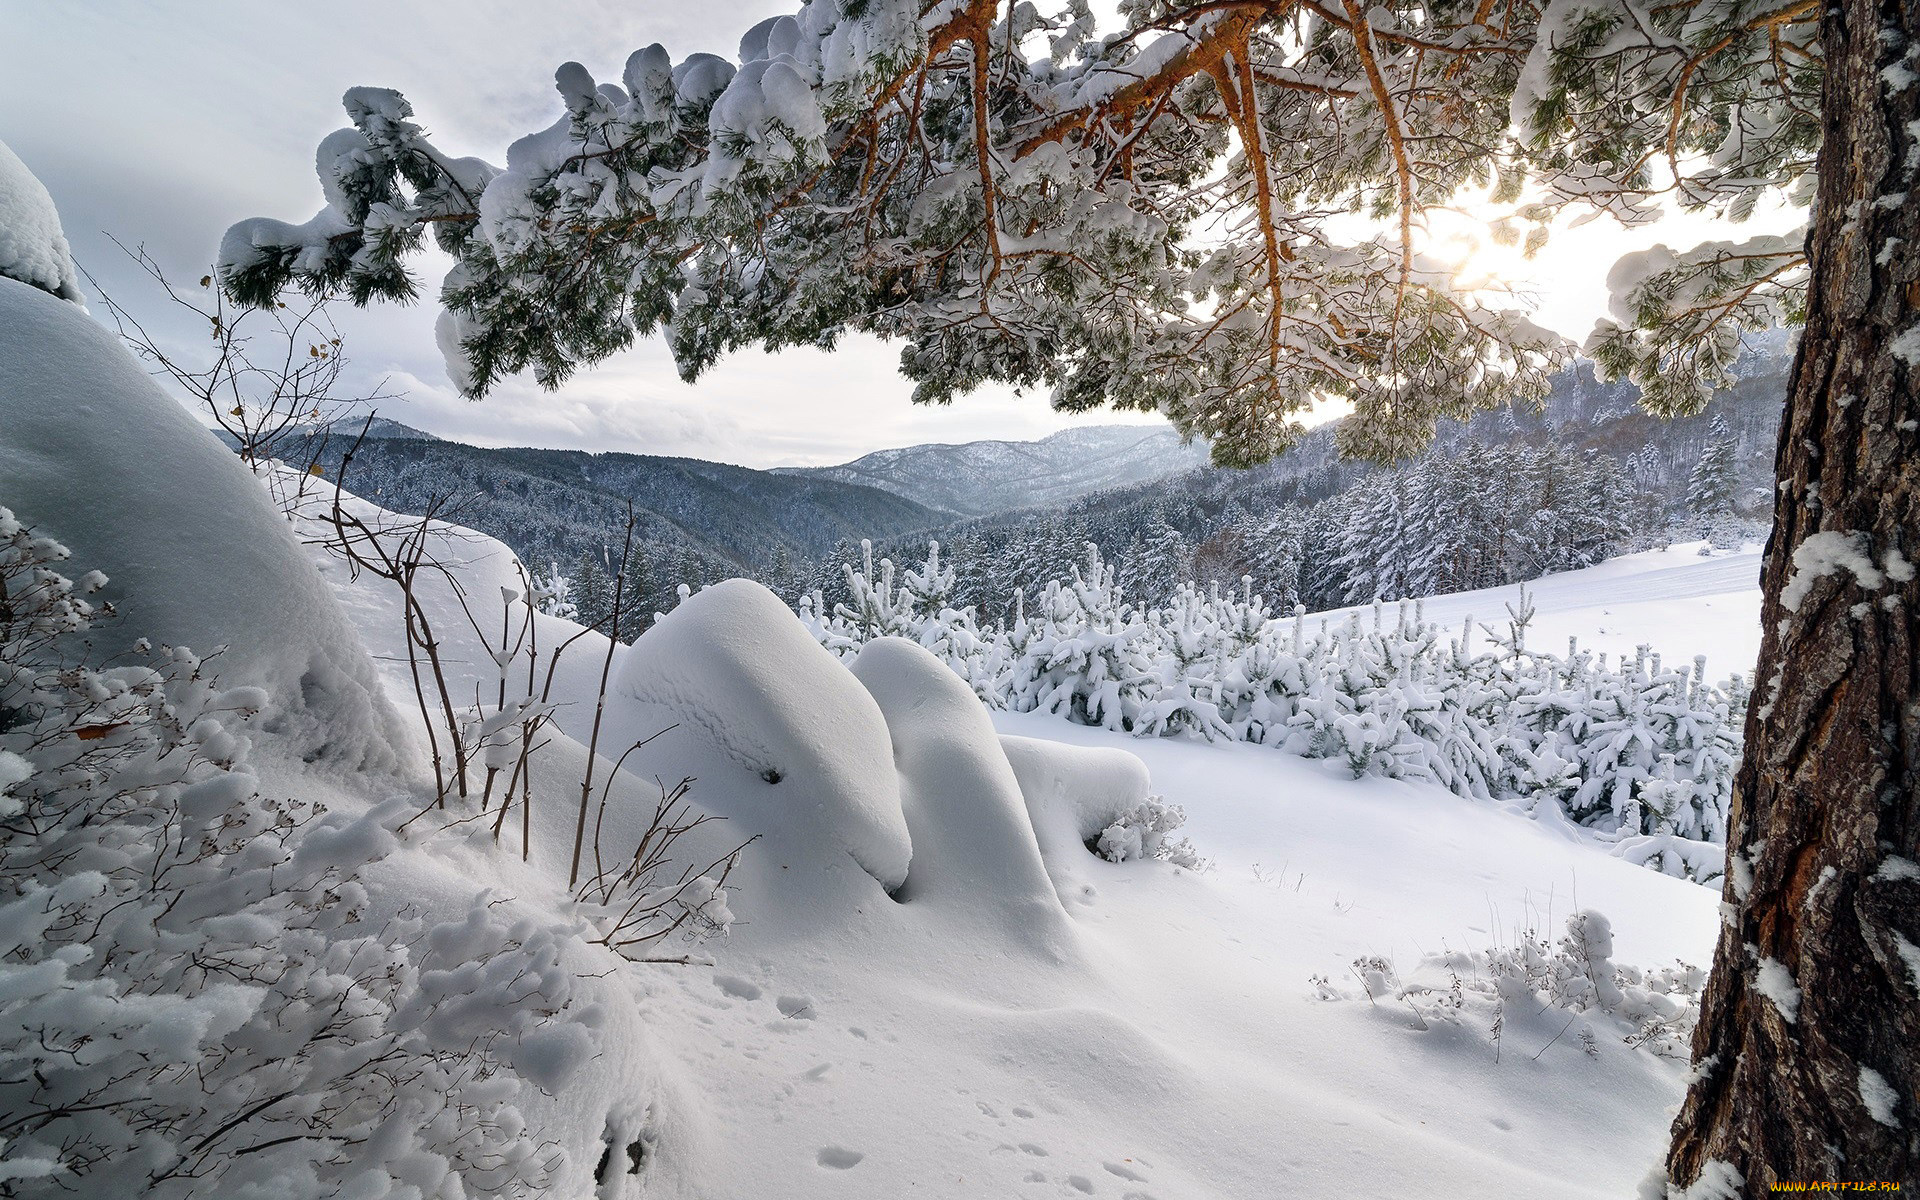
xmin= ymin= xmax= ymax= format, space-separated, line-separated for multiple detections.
xmin=766 ymin=538 xmax=1744 ymax=883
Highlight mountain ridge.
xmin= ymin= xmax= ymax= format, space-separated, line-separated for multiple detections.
xmin=280 ymin=433 xmax=948 ymax=615
xmin=773 ymin=423 xmax=1211 ymax=516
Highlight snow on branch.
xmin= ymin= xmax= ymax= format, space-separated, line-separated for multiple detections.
xmin=0 ymin=509 xmax=601 ymax=1197
xmin=216 ymin=0 xmax=1642 ymax=467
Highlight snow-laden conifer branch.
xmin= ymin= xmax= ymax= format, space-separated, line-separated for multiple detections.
xmin=214 ymin=0 xmax=1621 ymax=466
xmin=219 ymin=0 xmax=1810 ymax=463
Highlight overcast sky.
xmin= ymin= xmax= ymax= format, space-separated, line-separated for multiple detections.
xmin=0 ymin=2 xmax=1777 ymax=468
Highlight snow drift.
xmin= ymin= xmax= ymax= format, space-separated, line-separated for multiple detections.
xmin=850 ymin=638 xmax=1071 ymax=948
xmin=1000 ymin=733 xmax=1155 ymax=897
xmin=0 ymin=274 xmax=404 ymax=772
xmin=614 ymin=578 xmax=912 ymax=891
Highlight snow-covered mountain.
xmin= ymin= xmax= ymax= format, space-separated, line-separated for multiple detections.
xmin=774 ymin=424 xmax=1213 ymax=517
xmin=318 ymin=415 xmax=441 ymax=441
xmin=254 ymin=426 xmax=949 ymax=618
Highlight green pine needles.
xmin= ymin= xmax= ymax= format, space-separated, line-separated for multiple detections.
xmin=219 ymin=0 xmax=1817 ymax=466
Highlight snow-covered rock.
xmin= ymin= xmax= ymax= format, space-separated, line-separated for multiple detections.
xmin=613 ymin=579 xmax=911 ymax=891
xmin=850 ymin=638 xmax=1069 ymax=949
xmin=0 ymin=274 xmax=404 ymax=772
xmin=0 ymin=139 xmax=82 ymax=303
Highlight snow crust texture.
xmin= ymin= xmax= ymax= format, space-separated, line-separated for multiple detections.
xmin=0 ymin=277 xmax=404 ymax=772
xmin=0 ymin=140 xmax=82 ymax=303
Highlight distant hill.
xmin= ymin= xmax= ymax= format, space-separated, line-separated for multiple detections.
xmin=846 ymin=336 xmax=1795 ymax=617
xmin=323 ymin=416 xmax=440 ymax=441
xmin=211 ymin=415 xmax=439 ymax=455
xmin=258 ymin=335 xmax=1794 ymax=624
xmin=282 ymin=433 xmax=946 ymax=617
xmin=774 ymin=424 xmax=1212 ymax=517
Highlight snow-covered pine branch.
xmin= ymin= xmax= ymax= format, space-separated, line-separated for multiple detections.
xmin=1510 ymin=0 xmax=1817 ymax=409
xmin=219 ymin=1 xmax=1815 ymax=465
xmin=217 ymin=0 xmax=1592 ymax=467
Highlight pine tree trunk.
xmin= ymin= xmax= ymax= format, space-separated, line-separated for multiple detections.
xmin=1664 ymin=0 xmax=1920 ymax=1188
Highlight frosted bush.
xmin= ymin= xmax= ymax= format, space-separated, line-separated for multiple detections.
xmin=0 ymin=508 xmax=598 ymax=1197
xmin=1093 ymin=795 xmax=1207 ymax=871
xmin=1338 ymin=911 xmax=1705 ymax=1063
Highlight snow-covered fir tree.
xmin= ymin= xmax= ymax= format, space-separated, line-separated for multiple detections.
xmin=572 ymin=550 xmax=615 ymax=631
xmin=775 ymin=536 xmax=1748 ymax=888
xmin=1686 ymin=415 xmax=1741 ymax=547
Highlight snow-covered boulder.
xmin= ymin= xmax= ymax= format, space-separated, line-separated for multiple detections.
xmin=613 ymin=579 xmax=911 ymax=892
xmin=0 ymin=139 xmax=82 ymax=303
xmin=0 ymin=274 xmax=404 ymax=772
xmin=851 ymin=639 xmax=1067 ymax=942
xmin=999 ymin=734 xmax=1152 ymax=887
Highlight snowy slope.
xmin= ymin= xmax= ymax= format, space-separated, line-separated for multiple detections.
xmin=304 ymin=503 xmax=1724 ymax=1199
xmin=777 ymin=424 xmax=1212 ymax=517
xmin=606 ymin=703 xmax=1718 ymax=1200
xmin=4 ymin=142 xmax=1747 ymax=1200
xmin=0 ymin=274 xmax=404 ymax=772
xmin=1314 ymin=542 xmax=1766 ymax=683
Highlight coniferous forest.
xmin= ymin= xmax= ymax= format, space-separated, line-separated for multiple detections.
xmin=304 ymin=343 xmax=1785 ymax=631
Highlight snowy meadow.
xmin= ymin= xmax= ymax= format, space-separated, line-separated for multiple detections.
xmin=0 ymin=156 xmax=1761 ymax=1195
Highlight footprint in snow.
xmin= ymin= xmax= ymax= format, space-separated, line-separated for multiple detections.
xmin=1068 ymin=1176 xmax=1095 ymax=1194
xmin=816 ymin=1146 xmax=863 ymax=1169
xmin=777 ymin=995 xmax=817 ymax=1020
xmin=1104 ymin=1162 xmax=1147 ymax=1182
xmin=713 ymin=974 xmax=763 ymax=1001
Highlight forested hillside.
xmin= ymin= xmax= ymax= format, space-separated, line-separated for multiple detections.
xmin=278 ymin=337 xmax=1786 ymax=636
xmin=285 ymin=434 xmax=948 ymax=617
xmin=773 ymin=424 xmax=1212 ymax=516
xmin=832 ymin=340 xmax=1788 ymax=621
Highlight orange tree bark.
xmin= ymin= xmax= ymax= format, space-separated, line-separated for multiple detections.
xmin=1665 ymin=0 xmax=1920 ymax=1189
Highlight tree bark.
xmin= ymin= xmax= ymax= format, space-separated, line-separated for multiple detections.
xmin=1665 ymin=0 xmax=1920 ymax=1190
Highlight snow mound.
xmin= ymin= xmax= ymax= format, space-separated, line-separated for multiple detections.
xmin=850 ymin=639 xmax=1069 ymax=944
xmin=0 ymin=276 xmax=404 ymax=772
xmin=0 ymin=141 xmax=82 ymax=303
xmin=998 ymin=734 xmax=1152 ymax=894
xmin=614 ymin=580 xmax=910 ymax=891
